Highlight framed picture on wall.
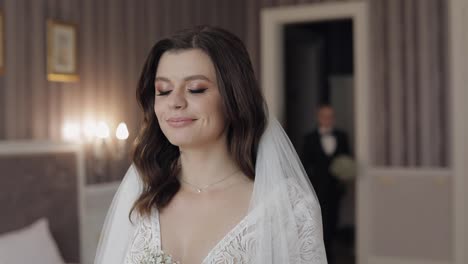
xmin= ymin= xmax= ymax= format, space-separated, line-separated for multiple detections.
xmin=47 ymin=19 xmax=78 ymax=82
xmin=0 ymin=11 xmax=4 ymax=75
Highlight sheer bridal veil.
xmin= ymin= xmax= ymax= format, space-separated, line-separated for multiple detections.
xmin=95 ymin=118 xmax=327 ymax=263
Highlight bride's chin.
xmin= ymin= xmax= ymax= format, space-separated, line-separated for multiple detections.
xmin=167 ymin=138 xmax=195 ymax=149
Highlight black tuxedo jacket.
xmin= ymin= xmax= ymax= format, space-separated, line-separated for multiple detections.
xmin=302 ymin=129 xmax=350 ymax=202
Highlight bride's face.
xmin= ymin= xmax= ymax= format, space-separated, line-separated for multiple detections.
xmin=154 ymin=49 xmax=226 ymax=148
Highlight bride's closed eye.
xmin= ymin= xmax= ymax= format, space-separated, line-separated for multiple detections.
xmin=156 ymin=90 xmax=171 ymax=96
xmin=189 ymin=88 xmax=208 ymax=94
xmin=156 ymin=88 xmax=207 ymax=96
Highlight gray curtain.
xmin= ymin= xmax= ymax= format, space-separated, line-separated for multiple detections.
xmin=369 ymin=0 xmax=448 ymax=167
xmin=0 ymin=0 xmax=247 ymax=183
xmin=0 ymin=0 xmax=247 ymax=142
xmin=0 ymin=0 xmax=450 ymax=182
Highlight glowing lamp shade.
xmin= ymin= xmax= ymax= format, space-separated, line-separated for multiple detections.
xmin=62 ymin=122 xmax=81 ymax=141
xmin=96 ymin=121 xmax=110 ymax=139
xmin=82 ymin=121 xmax=97 ymax=141
xmin=116 ymin=122 xmax=129 ymax=140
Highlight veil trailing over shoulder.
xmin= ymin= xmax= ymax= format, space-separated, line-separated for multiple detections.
xmin=94 ymin=164 xmax=142 ymax=264
xmin=94 ymin=118 xmax=327 ymax=264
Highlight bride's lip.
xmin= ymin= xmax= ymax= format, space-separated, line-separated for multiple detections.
xmin=166 ymin=117 xmax=196 ymax=128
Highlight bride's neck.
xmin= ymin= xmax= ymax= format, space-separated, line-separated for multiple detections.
xmin=178 ymin=140 xmax=239 ymax=186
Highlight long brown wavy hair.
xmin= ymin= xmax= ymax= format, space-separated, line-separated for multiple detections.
xmin=131 ymin=25 xmax=267 ymax=218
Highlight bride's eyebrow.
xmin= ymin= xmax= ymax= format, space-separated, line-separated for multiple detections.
xmin=154 ymin=77 xmax=171 ymax=83
xmin=154 ymin=75 xmax=214 ymax=84
xmin=183 ymin=75 xmax=213 ymax=83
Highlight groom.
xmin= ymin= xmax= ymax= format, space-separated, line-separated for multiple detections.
xmin=302 ymin=104 xmax=351 ymax=263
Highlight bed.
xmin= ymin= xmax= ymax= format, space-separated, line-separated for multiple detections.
xmin=0 ymin=141 xmax=85 ymax=264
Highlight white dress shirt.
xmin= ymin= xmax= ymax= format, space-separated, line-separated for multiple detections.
xmin=319 ymin=128 xmax=336 ymax=156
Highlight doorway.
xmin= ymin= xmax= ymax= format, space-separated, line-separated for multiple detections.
xmin=283 ymin=20 xmax=354 ymax=158
xmin=284 ymin=17 xmax=355 ymax=264
xmin=261 ymin=2 xmax=371 ymax=264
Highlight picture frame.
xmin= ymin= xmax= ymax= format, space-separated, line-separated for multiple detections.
xmin=47 ymin=19 xmax=78 ymax=82
xmin=0 ymin=11 xmax=4 ymax=75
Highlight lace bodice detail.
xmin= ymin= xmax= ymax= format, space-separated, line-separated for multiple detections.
xmin=124 ymin=179 xmax=325 ymax=264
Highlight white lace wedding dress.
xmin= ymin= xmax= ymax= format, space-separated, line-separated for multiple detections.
xmin=95 ymin=119 xmax=327 ymax=264
xmin=123 ymin=178 xmax=326 ymax=264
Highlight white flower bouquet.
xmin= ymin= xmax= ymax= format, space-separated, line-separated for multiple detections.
xmin=140 ymin=246 xmax=180 ymax=264
xmin=330 ymin=155 xmax=357 ymax=181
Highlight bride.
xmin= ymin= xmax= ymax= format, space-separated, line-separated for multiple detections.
xmin=95 ymin=26 xmax=327 ymax=264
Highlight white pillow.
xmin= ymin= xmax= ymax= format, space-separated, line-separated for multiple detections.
xmin=0 ymin=218 xmax=65 ymax=264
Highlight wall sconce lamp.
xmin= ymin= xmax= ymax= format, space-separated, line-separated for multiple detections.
xmin=62 ymin=120 xmax=130 ymax=179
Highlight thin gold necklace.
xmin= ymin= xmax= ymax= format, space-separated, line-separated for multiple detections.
xmin=179 ymin=170 xmax=239 ymax=193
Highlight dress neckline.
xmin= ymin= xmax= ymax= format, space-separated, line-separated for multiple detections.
xmin=151 ymin=207 xmax=256 ymax=263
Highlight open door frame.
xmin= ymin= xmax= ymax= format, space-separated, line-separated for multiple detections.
xmin=449 ymin=0 xmax=468 ymax=264
xmin=261 ymin=2 xmax=371 ymax=264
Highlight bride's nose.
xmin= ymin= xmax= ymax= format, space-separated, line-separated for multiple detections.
xmin=168 ymin=89 xmax=187 ymax=109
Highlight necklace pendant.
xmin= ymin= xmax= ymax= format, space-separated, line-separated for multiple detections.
xmin=196 ymin=188 xmax=202 ymax=193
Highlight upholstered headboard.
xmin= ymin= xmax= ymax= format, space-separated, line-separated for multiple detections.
xmin=0 ymin=141 xmax=85 ymax=263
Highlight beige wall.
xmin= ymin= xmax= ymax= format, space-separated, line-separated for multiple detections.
xmin=369 ymin=169 xmax=452 ymax=262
